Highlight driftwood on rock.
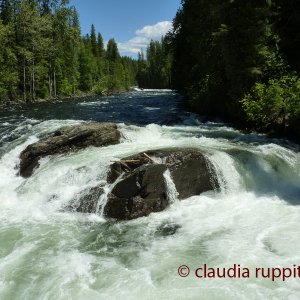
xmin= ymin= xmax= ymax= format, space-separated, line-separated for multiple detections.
xmin=76 ymin=148 xmax=220 ymax=220
xmin=108 ymin=153 xmax=154 ymax=181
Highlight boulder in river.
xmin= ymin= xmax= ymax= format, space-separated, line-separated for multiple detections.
xmin=77 ymin=149 xmax=219 ymax=220
xmin=108 ymin=149 xmax=219 ymax=199
xmin=105 ymin=164 xmax=169 ymax=220
xmin=19 ymin=123 xmax=120 ymax=177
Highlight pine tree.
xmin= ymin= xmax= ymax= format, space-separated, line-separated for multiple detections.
xmin=106 ymin=38 xmax=120 ymax=62
xmin=97 ymin=32 xmax=105 ymax=57
xmin=136 ymin=38 xmax=172 ymax=89
xmin=0 ymin=0 xmax=138 ymax=103
xmin=16 ymin=1 xmax=52 ymax=102
xmin=0 ymin=18 xmax=18 ymax=102
xmin=90 ymin=24 xmax=97 ymax=57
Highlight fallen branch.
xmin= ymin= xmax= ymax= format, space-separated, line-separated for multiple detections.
xmin=143 ymin=153 xmax=154 ymax=162
xmin=111 ymin=159 xmax=143 ymax=164
xmin=118 ymin=161 xmax=131 ymax=171
xmin=111 ymin=154 xmax=154 ymax=172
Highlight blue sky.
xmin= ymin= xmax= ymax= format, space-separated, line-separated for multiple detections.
xmin=71 ymin=0 xmax=182 ymax=57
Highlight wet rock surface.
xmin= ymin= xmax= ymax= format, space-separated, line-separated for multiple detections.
xmin=73 ymin=186 xmax=104 ymax=213
xmin=104 ymin=164 xmax=169 ymax=220
xmin=77 ymin=149 xmax=219 ymax=220
xmin=19 ymin=123 xmax=120 ymax=177
xmin=108 ymin=149 xmax=219 ymax=199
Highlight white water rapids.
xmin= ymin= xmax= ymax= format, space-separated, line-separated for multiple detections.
xmin=0 ymin=91 xmax=300 ymax=299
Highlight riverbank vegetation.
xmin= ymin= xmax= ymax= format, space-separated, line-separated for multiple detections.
xmin=0 ymin=0 xmax=137 ymax=104
xmin=170 ymin=0 xmax=300 ymax=140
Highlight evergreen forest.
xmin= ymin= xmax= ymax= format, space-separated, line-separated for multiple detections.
xmin=0 ymin=0 xmax=138 ymax=102
xmin=170 ymin=0 xmax=300 ymax=139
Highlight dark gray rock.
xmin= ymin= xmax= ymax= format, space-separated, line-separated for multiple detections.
xmin=103 ymin=149 xmax=219 ymax=220
xmin=107 ymin=149 xmax=219 ymax=199
xmin=75 ymin=186 xmax=104 ymax=213
xmin=19 ymin=123 xmax=120 ymax=177
xmin=104 ymin=164 xmax=169 ymax=220
xmin=107 ymin=155 xmax=150 ymax=184
xmin=165 ymin=150 xmax=218 ymax=199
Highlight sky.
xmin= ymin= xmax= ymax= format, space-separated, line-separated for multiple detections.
xmin=71 ymin=0 xmax=182 ymax=57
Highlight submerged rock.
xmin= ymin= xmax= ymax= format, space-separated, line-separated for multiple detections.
xmin=102 ymin=149 xmax=219 ymax=220
xmin=19 ymin=122 xmax=120 ymax=177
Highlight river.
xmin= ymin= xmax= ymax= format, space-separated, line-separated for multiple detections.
xmin=0 ymin=90 xmax=300 ymax=300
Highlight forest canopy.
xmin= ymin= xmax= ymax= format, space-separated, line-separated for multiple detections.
xmin=0 ymin=0 xmax=138 ymax=103
xmin=170 ymin=0 xmax=300 ymax=138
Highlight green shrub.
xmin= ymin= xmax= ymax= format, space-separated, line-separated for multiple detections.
xmin=241 ymin=75 xmax=300 ymax=131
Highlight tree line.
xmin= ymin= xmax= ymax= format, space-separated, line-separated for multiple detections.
xmin=0 ymin=0 xmax=137 ymax=104
xmin=136 ymin=37 xmax=172 ymax=89
xmin=170 ymin=0 xmax=300 ymax=139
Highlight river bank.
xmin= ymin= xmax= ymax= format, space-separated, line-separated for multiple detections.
xmin=0 ymin=87 xmax=132 ymax=110
xmin=187 ymin=97 xmax=300 ymax=145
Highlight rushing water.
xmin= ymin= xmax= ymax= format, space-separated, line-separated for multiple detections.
xmin=0 ymin=90 xmax=300 ymax=300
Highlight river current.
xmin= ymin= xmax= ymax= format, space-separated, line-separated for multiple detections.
xmin=0 ymin=90 xmax=300 ymax=300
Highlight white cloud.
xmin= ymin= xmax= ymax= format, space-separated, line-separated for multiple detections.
xmin=136 ymin=21 xmax=172 ymax=39
xmin=118 ymin=21 xmax=172 ymax=57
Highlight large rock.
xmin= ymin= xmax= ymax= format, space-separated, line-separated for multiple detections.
xmin=19 ymin=123 xmax=120 ymax=177
xmin=107 ymin=149 xmax=219 ymax=198
xmin=104 ymin=164 xmax=169 ymax=220
xmin=103 ymin=149 xmax=219 ymax=220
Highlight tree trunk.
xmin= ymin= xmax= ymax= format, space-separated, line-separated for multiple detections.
xmin=53 ymin=66 xmax=57 ymax=98
xmin=73 ymin=75 xmax=76 ymax=95
xmin=48 ymin=62 xmax=52 ymax=99
xmin=23 ymin=57 xmax=26 ymax=103
xmin=31 ymin=47 xmax=35 ymax=102
xmin=283 ymin=97 xmax=288 ymax=138
xmin=48 ymin=74 xmax=52 ymax=99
